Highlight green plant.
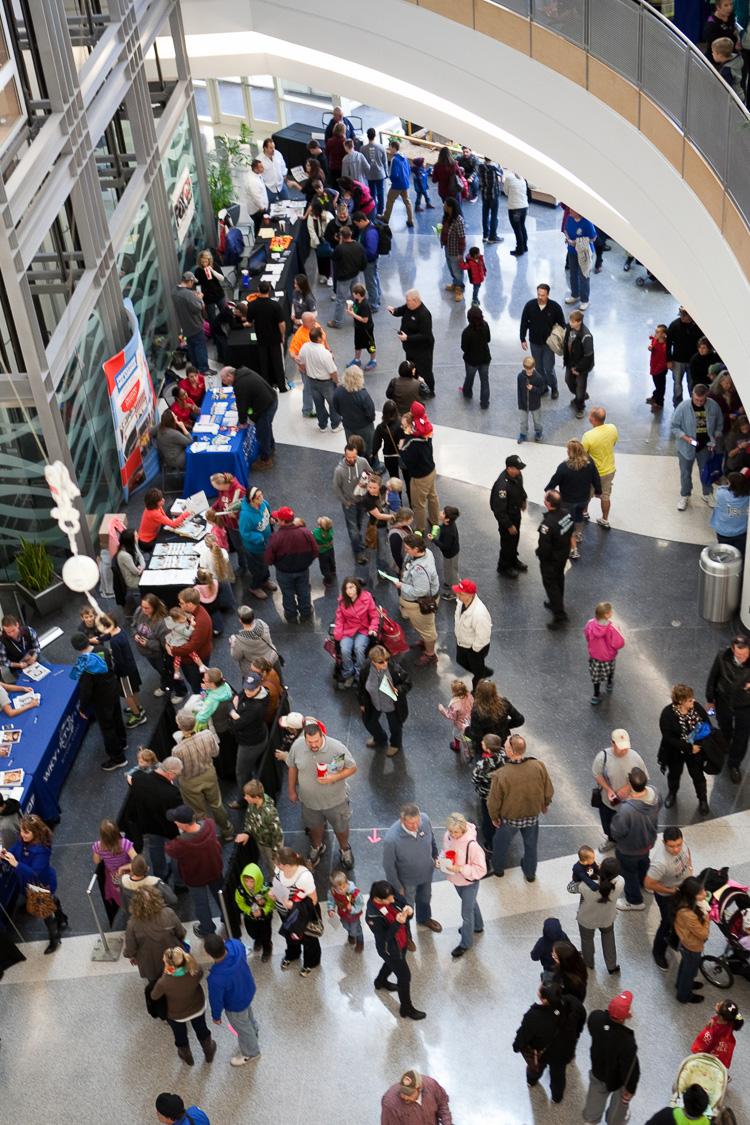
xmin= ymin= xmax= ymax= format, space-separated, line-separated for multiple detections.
xmin=206 ymin=125 xmax=256 ymax=214
xmin=16 ymin=538 xmax=55 ymax=592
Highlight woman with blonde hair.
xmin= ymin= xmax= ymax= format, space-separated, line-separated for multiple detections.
xmin=333 ymin=365 xmax=376 ymax=456
xmin=465 ymin=680 xmax=524 ymax=750
xmin=438 ymin=812 xmax=486 ymax=958
xmin=545 ymin=439 xmax=602 ymax=559
xmin=150 ymin=945 xmax=215 ymax=1064
xmin=194 ymin=248 xmax=227 ymax=325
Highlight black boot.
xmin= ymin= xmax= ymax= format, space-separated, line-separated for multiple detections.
xmin=374 ymin=967 xmax=398 ymax=992
xmin=43 ymin=915 xmax=60 ymax=955
xmin=55 ymin=900 xmax=68 ymax=931
xmin=397 ymin=983 xmax=426 ymax=1020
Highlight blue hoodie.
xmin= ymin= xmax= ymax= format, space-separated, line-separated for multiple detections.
xmin=207 ymin=938 xmax=256 ymax=1019
xmin=239 ymin=498 xmax=272 ymax=553
xmin=530 ymin=917 xmax=569 ymax=972
xmin=389 ymin=152 xmax=411 ymax=191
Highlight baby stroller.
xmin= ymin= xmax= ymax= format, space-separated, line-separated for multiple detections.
xmin=325 ymin=606 xmax=408 ymax=690
xmin=700 ymin=870 xmax=750 ymax=989
xmin=670 ymin=1054 xmax=735 ymax=1124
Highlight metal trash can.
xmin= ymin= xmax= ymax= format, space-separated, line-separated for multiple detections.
xmin=698 ymin=544 xmax=743 ymax=622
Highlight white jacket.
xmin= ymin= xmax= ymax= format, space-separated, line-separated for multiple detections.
xmin=454 ymin=595 xmax=492 ymax=652
xmin=504 ymin=171 xmax=528 ymax=210
xmin=244 ymin=171 xmax=269 ymax=215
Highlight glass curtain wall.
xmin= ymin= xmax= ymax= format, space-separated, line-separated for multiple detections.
xmin=162 ymin=112 xmax=209 ymax=275
xmin=117 ymin=200 xmax=171 ymax=391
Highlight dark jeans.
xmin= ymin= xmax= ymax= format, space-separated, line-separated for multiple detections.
xmin=492 ymin=820 xmax=538 ymax=878
xmin=254 ymin=396 xmax=278 ymax=460
xmin=615 ymin=849 xmax=650 ymax=905
xmin=227 ymin=526 xmax=251 ymax=572
xmin=173 ymin=659 xmax=203 ymax=698
xmin=462 ymin=363 xmax=490 ymax=407
xmin=676 ymin=945 xmax=702 ymax=1003
xmin=455 ymin=643 xmax=492 ymax=691
xmin=717 ymin=532 xmax=747 ymax=559
xmin=480 ymin=799 xmax=495 ymax=849
xmin=508 ymin=206 xmax=528 ymax=252
xmin=527 ymin=1058 xmax=568 ymax=1103
xmin=363 ymin=708 xmax=403 ymax=750
xmin=665 ymin=750 xmax=707 ymax=801
xmin=539 ymin=561 xmax=567 ymax=621
xmin=565 ymin=365 xmax=589 ymax=412
xmin=246 ymin=550 xmax=270 ymax=590
xmin=497 ymin=526 xmax=520 ymax=571
xmin=342 ymin=502 xmax=365 ymax=553
xmin=409 ymin=349 xmax=434 ymax=394
xmin=94 ymin=699 xmax=127 ymax=763
xmin=653 ymin=891 xmax=678 ymax=958
xmin=529 ymin=342 xmax=557 ymax=392
xmin=145 ymin=653 xmax=173 ymax=692
xmin=284 ymin=933 xmax=321 ymax=968
xmin=481 ymin=195 xmax=498 ymax=240
xmin=319 ymin=549 xmax=337 ymax=583
xmin=368 ymin=178 xmax=385 ymax=213
xmin=375 ymin=949 xmax=410 ymax=988
xmin=651 ymin=368 xmax=667 ymax=407
xmin=168 ymin=1013 xmax=210 ymax=1047
xmin=185 ymin=329 xmax=208 ymax=372
xmin=715 ymin=695 xmax=750 ymax=768
xmin=598 ymin=802 xmax=616 ymax=842
xmin=309 ymin=380 xmax=342 ymax=430
xmin=190 ymin=879 xmax=224 ymax=934
xmin=276 ymin=569 xmax=312 ymax=618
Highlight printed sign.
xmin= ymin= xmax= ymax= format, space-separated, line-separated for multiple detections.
xmin=102 ymin=299 xmax=159 ymax=500
xmin=171 ymin=164 xmax=195 ymax=247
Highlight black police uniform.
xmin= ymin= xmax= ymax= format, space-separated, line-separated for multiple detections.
xmin=490 ymin=469 xmax=528 ymax=573
xmin=536 ymin=506 xmax=574 ymax=623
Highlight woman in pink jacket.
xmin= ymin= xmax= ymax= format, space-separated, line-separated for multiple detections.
xmin=333 ymin=576 xmax=379 ymax=687
xmin=583 ymin=601 xmax=625 ymax=706
xmin=438 ymin=812 xmax=486 ymax=959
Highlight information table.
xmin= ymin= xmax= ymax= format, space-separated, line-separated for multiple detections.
xmin=182 ymin=389 xmax=257 ymax=498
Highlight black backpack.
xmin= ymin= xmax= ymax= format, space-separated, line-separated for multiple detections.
xmin=372 ymin=219 xmax=392 ymax=256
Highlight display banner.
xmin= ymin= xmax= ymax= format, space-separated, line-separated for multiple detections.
xmin=102 ymin=299 xmax=159 ymax=500
xmin=171 ymin=164 xmax=195 ymax=246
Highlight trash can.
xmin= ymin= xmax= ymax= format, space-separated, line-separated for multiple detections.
xmin=698 ymin=544 xmax=743 ymax=622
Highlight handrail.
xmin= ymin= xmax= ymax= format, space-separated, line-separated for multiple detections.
xmin=413 ymin=0 xmax=750 ymax=235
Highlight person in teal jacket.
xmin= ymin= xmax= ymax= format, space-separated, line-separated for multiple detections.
xmin=238 ymin=485 xmax=274 ymax=598
xmin=194 ymin=668 xmax=234 ymax=731
xmin=234 ymin=862 xmax=275 ymax=960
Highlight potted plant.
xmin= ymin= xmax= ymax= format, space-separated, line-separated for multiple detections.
xmin=15 ymin=538 xmax=67 ymax=618
xmin=207 ymin=123 xmax=256 ymax=215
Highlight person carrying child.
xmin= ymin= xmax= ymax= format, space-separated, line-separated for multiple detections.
xmin=584 ymin=602 xmax=625 ymax=706
xmin=385 ymin=477 xmax=403 ymax=513
xmin=235 ymin=861 xmax=275 ymax=962
xmin=313 ymin=516 xmax=337 ymax=588
xmin=570 ymin=844 xmax=600 ymax=892
xmin=438 ymin=679 xmax=474 ymax=753
xmin=461 ymin=246 xmax=487 ymax=307
xmin=646 ymin=323 xmax=668 ymax=413
xmin=568 ymin=856 xmax=624 ymax=974
xmin=691 ymin=999 xmax=744 ymax=1068
xmin=428 ymin=506 xmax=460 ymax=600
xmin=471 ymin=733 xmax=505 ymax=852
xmin=345 ymin=282 xmax=376 ymax=371
xmin=517 ymin=355 xmax=545 ymax=444
xmin=165 ymin=607 xmax=207 ymax=685
xmin=412 ymin=157 xmax=433 ymax=212
xmin=327 ymin=870 xmax=365 ymax=953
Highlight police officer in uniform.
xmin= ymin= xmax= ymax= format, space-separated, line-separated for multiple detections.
xmin=490 ymin=454 xmax=528 ymax=578
xmin=536 ymin=491 xmax=574 ymax=630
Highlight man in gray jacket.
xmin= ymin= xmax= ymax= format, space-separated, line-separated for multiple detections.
xmin=333 ymin=441 xmax=370 ymax=563
xmin=671 ymin=383 xmax=723 ymax=511
xmin=229 ymin=606 xmax=279 ymax=678
xmin=383 ymin=804 xmax=442 ymax=944
xmin=609 ymin=768 xmax=662 ymax=909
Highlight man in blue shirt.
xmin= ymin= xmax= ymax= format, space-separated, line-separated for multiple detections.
xmin=383 ymin=141 xmax=414 ymax=228
xmin=325 ymin=105 xmax=356 ymax=141
xmin=564 ymin=210 xmax=597 ymax=311
xmin=155 ymin=1093 xmax=210 ymax=1125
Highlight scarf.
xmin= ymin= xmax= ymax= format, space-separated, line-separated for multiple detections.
xmin=380 ymin=902 xmax=407 ymax=949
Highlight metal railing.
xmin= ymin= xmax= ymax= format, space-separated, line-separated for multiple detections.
xmin=421 ymin=0 xmax=750 ymax=232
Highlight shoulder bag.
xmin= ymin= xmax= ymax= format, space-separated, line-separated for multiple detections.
xmin=26 ymin=882 xmax=57 ymax=919
xmin=591 ymin=750 xmax=607 ymax=808
xmin=413 ymin=562 xmax=439 ymax=615
xmin=546 ymin=323 xmax=566 ymax=356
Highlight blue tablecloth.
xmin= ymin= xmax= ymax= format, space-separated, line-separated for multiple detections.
xmin=0 ymin=663 xmax=88 ymax=909
xmin=182 ymin=390 xmax=258 ymax=498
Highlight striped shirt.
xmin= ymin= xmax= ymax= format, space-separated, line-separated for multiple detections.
xmin=174 ymin=730 xmax=219 ymax=779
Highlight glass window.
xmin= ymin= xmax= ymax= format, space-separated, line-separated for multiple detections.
xmin=117 ymin=201 xmax=172 ymax=391
xmin=0 ymin=272 xmax=25 ymax=373
xmin=0 ymin=404 xmax=63 ymax=582
xmin=162 ymin=113 xmax=210 ymax=276
xmin=0 ymin=76 xmax=23 ymax=150
xmin=219 ymin=79 xmax=245 ymax=118
xmin=27 ymin=199 xmax=85 ymax=347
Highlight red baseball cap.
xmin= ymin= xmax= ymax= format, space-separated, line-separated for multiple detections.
xmin=272 ymin=506 xmax=295 ymax=522
xmin=608 ymin=990 xmax=633 ymax=1020
xmin=452 ymin=579 xmax=477 ymax=595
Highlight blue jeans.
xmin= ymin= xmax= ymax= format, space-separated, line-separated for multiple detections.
xmin=342 ymin=502 xmax=365 ymax=553
xmin=508 ymin=206 xmax=528 ymax=252
xmin=567 ymin=249 xmax=590 ymax=302
xmin=402 ymin=881 xmax=434 ymax=925
xmin=492 ymin=820 xmax=539 ymax=878
xmin=267 ymin=185 xmax=289 ymax=203
xmin=445 ymin=250 xmax=464 ymax=291
xmin=276 ymin=569 xmax=312 ymax=618
xmin=480 ymin=800 xmax=495 ymax=850
xmin=226 ymin=1003 xmax=260 ymax=1059
xmin=364 ymin=259 xmax=381 ymax=308
xmin=186 ymin=329 xmax=208 ymax=372
xmin=254 ymin=396 xmax=277 ymax=461
xmin=340 ymin=632 xmax=368 ymax=677
xmin=246 ymin=550 xmax=270 ymax=590
xmin=333 ymin=278 xmax=357 ymax=327
xmin=678 ymin=448 xmax=713 ymax=497
xmin=653 ymin=892 xmax=678 ymax=958
xmin=471 ymin=283 xmax=482 ymax=305
xmin=340 ymin=916 xmax=364 ymax=941
xmin=368 ymin=178 xmax=385 ymax=213
xmin=191 ymin=879 xmax=224 ymax=934
xmin=615 ymin=849 xmax=650 ymax=905
xmin=676 ymin=945 xmax=702 ymax=1002
xmin=455 ymin=881 xmax=483 ymax=949
xmin=301 ymin=372 xmax=314 ymax=414
xmin=529 ymin=341 xmax=557 ymax=391
xmin=519 ymin=408 xmax=542 ymax=438
xmin=481 ymin=195 xmax=499 ymax=240
xmin=463 ymin=363 xmax=490 ymax=408
xmin=310 ymin=380 xmax=342 ymax=429
xmin=414 ymin=185 xmax=431 ymax=208
xmin=146 ymin=833 xmax=182 ymax=884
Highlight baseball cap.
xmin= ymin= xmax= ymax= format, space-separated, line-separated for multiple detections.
xmin=608 ymin=990 xmax=633 ymax=1020
xmin=506 ymin=454 xmax=526 ymax=470
xmin=166 ymin=804 xmax=195 ymax=824
xmin=71 ymin=632 xmax=91 ymax=652
xmin=181 ymin=271 xmax=198 ymax=283
xmin=398 ymin=1070 xmax=422 ymax=1096
xmin=272 ymin=506 xmax=295 ymax=522
xmin=452 ymin=579 xmax=477 ymax=595
xmin=611 ymin=729 xmax=631 ymax=750
xmin=279 ymin=712 xmax=305 ymax=729
xmin=155 ymin=1094 xmax=185 ymax=1120
xmin=244 ymin=673 xmax=262 ymax=691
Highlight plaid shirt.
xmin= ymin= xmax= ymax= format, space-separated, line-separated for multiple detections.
xmin=174 ymin=729 xmax=219 ymax=779
xmin=477 ymin=162 xmax=501 ymax=200
xmin=503 ymin=815 xmax=539 ymax=828
xmin=443 ymin=215 xmax=466 ymax=257
xmin=242 ymin=794 xmax=284 ymax=849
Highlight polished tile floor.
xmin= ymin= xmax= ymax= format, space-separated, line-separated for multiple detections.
xmin=1 ymin=179 xmax=747 ymax=1125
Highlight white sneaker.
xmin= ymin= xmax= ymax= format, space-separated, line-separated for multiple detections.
xmin=599 ymin=838 xmax=616 ymax=853
xmin=677 ymin=497 xmax=689 ymax=511
xmin=154 ymin=688 xmax=166 ymax=697
xmin=318 ymin=275 xmax=327 ymax=283
xmin=331 ymin=423 xmax=343 ymax=433
xmin=578 ymin=301 xmax=590 ymax=311
xmin=702 ymin=493 xmax=716 ymax=508
xmin=596 ymin=518 xmax=610 ymax=529
xmin=330 ymin=291 xmax=336 ymax=300
xmin=327 ymin=277 xmax=334 ymax=287
xmin=231 ymin=1052 xmax=260 ymax=1066
xmin=569 ymin=548 xmax=580 ymax=559
xmin=617 ymin=900 xmax=646 ymax=911
xmin=565 ymin=296 xmax=578 ymax=305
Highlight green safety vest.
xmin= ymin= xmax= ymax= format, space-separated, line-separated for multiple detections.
xmin=673 ymin=1109 xmax=708 ymax=1125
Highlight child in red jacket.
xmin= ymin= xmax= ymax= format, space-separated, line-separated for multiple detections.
xmin=691 ymin=999 xmax=744 ymax=1068
xmin=646 ymin=323 xmax=668 ymax=413
xmin=461 ymin=247 xmax=486 ymax=307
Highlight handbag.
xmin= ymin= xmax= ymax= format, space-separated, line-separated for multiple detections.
xmin=591 ymin=749 xmax=606 ymax=808
xmin=376 ymin=607 xmax=409 ymax=656
xmin=700 ymin=451 xmax=724 ymax=487
xmin=316 ymin=240 xmax=334 ymax=258
xmin=26 ymin=883 xmax=57 ymax=919
xmin=417 ymin=594 xmax=438 ymax=615
xmin=546 ymin=323 xmax=566 ymax=356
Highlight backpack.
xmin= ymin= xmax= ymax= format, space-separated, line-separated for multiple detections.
xmin=223 ymin=226 xmax=245 ymax=266
xmin=453 ymin=170 xmax=469 ymax=201
xmin=372 ymin=219 xmax=392 ymax=256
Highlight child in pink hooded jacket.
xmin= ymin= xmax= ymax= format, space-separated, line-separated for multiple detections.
xmin=438 ymin=813 xmax=487 ymax=959
xmin=584 ymin=601 xmax=625 ymax=706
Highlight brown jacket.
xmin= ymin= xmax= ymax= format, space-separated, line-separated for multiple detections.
xmin=675 ymin=906 xmax=710 ymax=953
xmin=486 ymin=758 xmax=554 ymax=822
xmin=150 ymin=965 xmax=205 ymax=1021
xmin=123 ymin=907 xmax=187 ymax=981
